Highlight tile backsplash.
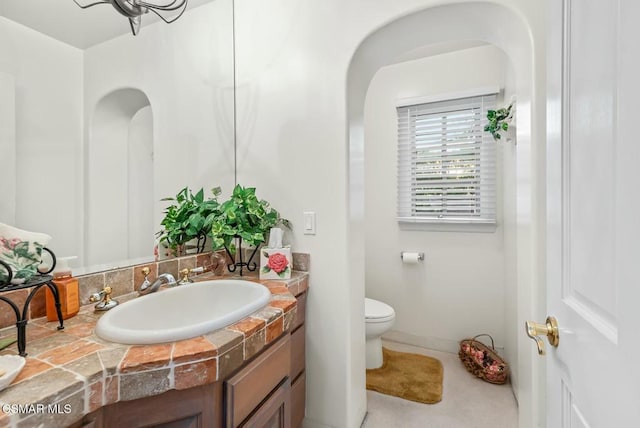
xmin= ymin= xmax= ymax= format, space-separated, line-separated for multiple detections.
xmin=0 ymin=250 xmax=310 ymax=331
xmin=75 ymin=251 xmax=228 ymax=306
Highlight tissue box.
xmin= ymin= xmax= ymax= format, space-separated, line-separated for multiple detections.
xmin=259 ymin=247 xmax=292 ymax=280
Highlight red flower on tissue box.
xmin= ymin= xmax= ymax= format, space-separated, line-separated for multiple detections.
xmin=267 ymin=253 xmax=289 ymax=273
xmin=260 ymin=248 xmax=292 ymax=279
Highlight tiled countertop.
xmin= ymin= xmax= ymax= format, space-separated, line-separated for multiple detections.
xmin=0 ymin=271 xmax=308 ymax=427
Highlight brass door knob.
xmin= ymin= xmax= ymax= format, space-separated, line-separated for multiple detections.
xmin=525 ymin=316 xmax=559 ymax=355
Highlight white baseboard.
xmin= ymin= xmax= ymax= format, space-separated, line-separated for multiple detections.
xmin=303 ymin=417 xmax=334 ymax=428
xmin=303 ymin=410 xmax=367 ymax=428
xmin=359 ymin=412 xmax=369 ymax=428
xmin=383 ymin=330 xmax=505 ymax=355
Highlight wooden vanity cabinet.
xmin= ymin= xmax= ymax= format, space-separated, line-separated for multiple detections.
xmin=103 ymin=382 xmax=223 ymax=428
xmin=240 ymin=379 xmax=290 ymax=428
xmin=227 ymin=288 xmax=307 ymax=428
xmin=290 ymin=290 xmax=307 ymax=428
xmin=75 ymin=382 xmax=223 ymax=428
xmin=74 ymin=289 xmax=308 ymax=428
xmin=225 ymin=334 xmax=291 ymax=428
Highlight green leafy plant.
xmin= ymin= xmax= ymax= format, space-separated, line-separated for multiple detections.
xmin=484 ymin=103 xmax=514 ymax=141
xmin=210 ymin=184 xmax=290 ymax=254
xmin=157 ymin=186 xmax=221 ymax=252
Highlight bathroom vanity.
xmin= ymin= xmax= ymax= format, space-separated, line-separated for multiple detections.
xmin=81 ymin=284 xmax=308 ymax=428
xmin=80 ymin=333 xmax=293 ymax=427
xmin=0 ymin=270 xmax=308 ymax=428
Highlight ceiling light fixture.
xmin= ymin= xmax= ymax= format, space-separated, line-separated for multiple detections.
xmin=72 ymin=0 xmax=188 ymax=36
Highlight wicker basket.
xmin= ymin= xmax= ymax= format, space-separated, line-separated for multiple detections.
xmin=458 ymin=334 xmax=509 ymax=385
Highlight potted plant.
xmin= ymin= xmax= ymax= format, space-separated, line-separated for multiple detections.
xmin=157 ymin=186 xmax=221 ymax=256
xmin=484 ymin=102 xmax=514 ymax=141
xmin=210 ymin=184 xmax=290 ymax=275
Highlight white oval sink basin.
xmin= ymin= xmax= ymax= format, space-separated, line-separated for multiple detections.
xmin=95 ymin=279 xmax=271 ymax=345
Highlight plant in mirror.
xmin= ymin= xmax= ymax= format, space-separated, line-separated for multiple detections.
xmin=157 ymin=187 xmax=222 ymax=257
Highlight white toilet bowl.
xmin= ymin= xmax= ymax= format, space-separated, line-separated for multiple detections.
xmin=365 ymin=297 xmax=396 ymax=369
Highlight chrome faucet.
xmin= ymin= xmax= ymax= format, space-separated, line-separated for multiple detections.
xmin=138 ymin=273 xmax=177 ymax=295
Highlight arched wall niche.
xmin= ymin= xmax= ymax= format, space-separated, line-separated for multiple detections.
xmin=86 ymin=88 xmax=154 ymax=268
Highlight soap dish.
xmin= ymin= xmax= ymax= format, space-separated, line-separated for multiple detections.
xmin=0 ymin=355 xmax=26 ymax=391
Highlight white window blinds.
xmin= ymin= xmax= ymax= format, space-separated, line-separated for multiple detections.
xmin=397 ymin=94 xmax=497 ymax=224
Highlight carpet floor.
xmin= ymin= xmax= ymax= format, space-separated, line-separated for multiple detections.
xmin=366 ymin=347 xmax=443 ymax=404
xmin=363 ymin=340 xmax=518 ymax=428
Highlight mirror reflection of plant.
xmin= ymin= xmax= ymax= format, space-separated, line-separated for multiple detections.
xmin=484 ymin=103 xmax=514 ymax=141
xmin=210 ymin=184 xmax=290 ymax=254
xmin=157 ymin=187 xmax=221 ymax=252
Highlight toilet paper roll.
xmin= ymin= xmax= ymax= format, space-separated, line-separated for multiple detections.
xmin=401 ymin=252 xmax=423 ymax=264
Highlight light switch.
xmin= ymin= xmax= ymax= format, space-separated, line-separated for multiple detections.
xmin=303 ymin=211 xmax=316 ymax=235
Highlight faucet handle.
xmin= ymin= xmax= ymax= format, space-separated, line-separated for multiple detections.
xmin=90 ymin=285 xmax=118 ymax=311
xmin=178 ymin=268 xmax=193 ymax=285
xmin=139 ymin=266 xmax=152 ymax=293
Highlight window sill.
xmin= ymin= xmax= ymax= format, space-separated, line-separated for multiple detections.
xmin=398 ymin=219 xmax=498 ymax=233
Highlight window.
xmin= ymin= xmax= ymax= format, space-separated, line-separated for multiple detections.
xmin=397 ymin=94 xmax=497 ymax=226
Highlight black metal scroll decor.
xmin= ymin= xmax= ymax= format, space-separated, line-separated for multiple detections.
xmin=223 ymin=237 xmax=260 ymax=277
xmin=195 ymin=233 xmax=207 ymax=253
xmin=0 ymin=248 xmax=64 ymax=356
xmin=176 ymin=233 xmax=206 ymax=256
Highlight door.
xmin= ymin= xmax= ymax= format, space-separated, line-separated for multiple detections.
xmin=546 ymin=0 xmax=640 ymax=427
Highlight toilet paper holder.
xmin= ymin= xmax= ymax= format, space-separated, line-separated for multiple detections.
xmin=400 ymin=252 xmax=425 ymax=262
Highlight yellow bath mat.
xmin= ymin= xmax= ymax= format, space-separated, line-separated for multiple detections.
xmin=366 ymin=347 xmax=443 ymax=404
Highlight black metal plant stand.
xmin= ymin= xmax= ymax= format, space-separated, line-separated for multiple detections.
xmin=0 ymin=248 xmax=64 ymax=356
xmin=223 ymin=236 xmax=260 ymax=276
xmin=195 ymin=233 xmax=207 ymax=253
xmin=183 ymin=233 xmax=207 ymax=254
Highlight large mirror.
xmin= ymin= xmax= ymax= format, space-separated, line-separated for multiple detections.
xmin=0 ymin=0 xmax=235 ymax=274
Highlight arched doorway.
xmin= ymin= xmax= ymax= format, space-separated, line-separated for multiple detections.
xmin=346 ymin=3 xmax=542 ymax=426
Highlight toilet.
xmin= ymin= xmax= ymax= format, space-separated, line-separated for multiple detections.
xmin=365 ymin=297 xmax=396 ymax=369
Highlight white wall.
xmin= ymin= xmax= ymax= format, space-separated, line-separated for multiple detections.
xmin=0 ymin=72 xmax=16 ymax=224
xmin=234 ymin=2 xmax=547 ymax=428
xmin=82 ymin=0 xmax=235 ymax=269
xmin=502 ymin=59 xmax=519 ymax=398
xmin=0 ymin=17 xmax=83 ymax=257
xmin=128 ymin=106 xmax=154 ymax=260
xmin=364 ymin=45 xmax=511 ymax=353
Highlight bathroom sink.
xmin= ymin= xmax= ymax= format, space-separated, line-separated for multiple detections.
xmin=94 ymin=279 xmax=271 ymax=345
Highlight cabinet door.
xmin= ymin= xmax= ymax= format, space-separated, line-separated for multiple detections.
xmin=241 ymin=379 xmax=291 ymax=428
xmin=290 ymin=324 xmax=305 ymax=380
xmin=225 ymin=335 xmax=291 ymax=427
xmin=71 ymin=408 xmax=102 ymax=428
xmin=290 ymin=373 xmax=305 ymax=428
xmin=102 ymin=383 xmax=221 ymax=428
xmin=293 ymin=292 xmax=306 ymax=330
